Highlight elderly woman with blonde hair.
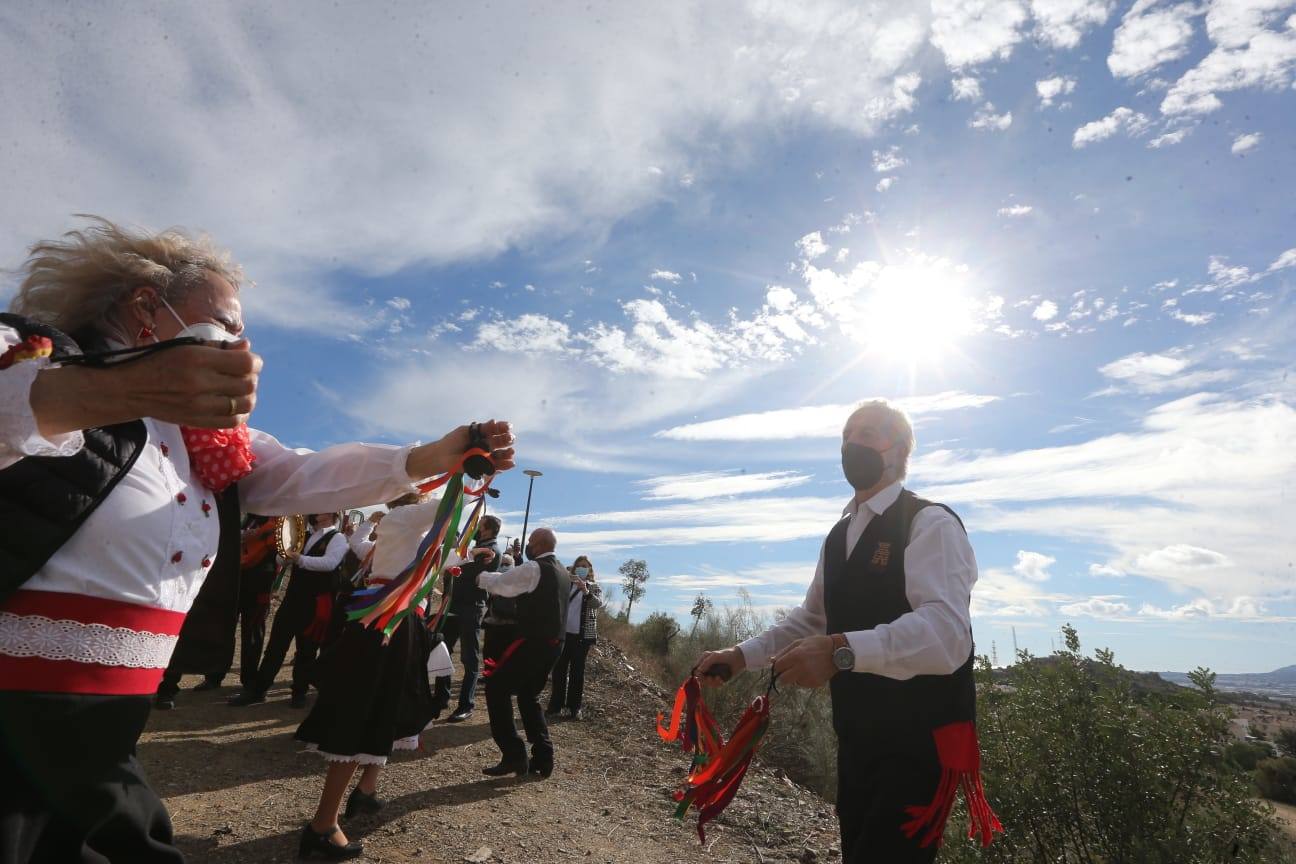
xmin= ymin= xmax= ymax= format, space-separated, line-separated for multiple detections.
xmin=0 ymin=217 xmax=515 ymax=862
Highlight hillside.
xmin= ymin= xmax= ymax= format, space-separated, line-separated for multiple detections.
xmin=139 ymin=637 xmax=840 ymax=863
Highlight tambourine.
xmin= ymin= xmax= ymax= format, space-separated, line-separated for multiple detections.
xmin=274 ymin=515 xmax=308 ymax=557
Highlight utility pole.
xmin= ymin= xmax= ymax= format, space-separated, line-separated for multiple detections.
xmin=1012 ymin=626 xmax=1019 ymax=660
xmin=519 ymin=469 xmax=543 ymax=552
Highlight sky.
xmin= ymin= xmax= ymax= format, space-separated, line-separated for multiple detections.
xmin=2 ymin=0 xmax=1293 ymax=673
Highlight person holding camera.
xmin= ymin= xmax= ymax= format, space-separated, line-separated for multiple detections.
xmin=547 ymin=555 xmax=602 ymax=720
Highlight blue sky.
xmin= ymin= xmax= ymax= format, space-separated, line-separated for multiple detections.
xmin=2 ymin=1 xmax=1294 ymax=672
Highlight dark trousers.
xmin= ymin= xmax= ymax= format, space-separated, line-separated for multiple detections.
xmin=484 ymin=638 xmax=562 ymax=767
xmin=252 ymin=591 xmax=320 ymax=697
xmin=835 ymin=736 xmax=942 ymax=864
xmin=547 ymin=633 xmax=591 ymax=712
xmin=434 ymin=603 xmax=485 ymax=712
xmin=237 ymin=599 xmax=269 ymax=689
xmin=0 ymin=692 xmax=183 ymax=864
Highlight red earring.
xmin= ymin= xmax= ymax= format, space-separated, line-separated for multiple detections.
xmin=137 ymin=326 xmax=154 ymax=341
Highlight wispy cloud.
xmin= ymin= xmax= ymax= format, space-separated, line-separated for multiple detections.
xmin=636 ymin=470 xmax=811 ymax=501
xmin=1035 ymin=75 xmax=1076 ymax=107
xmin=1231 ymin=132 xmax=1262 ymax=155
xmin=1072 ymin=106 xmax=1151 ymax=147
xmin=655 ymin=391 xmax=1000 ymax=441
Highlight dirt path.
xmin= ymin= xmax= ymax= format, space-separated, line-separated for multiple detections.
xmin=140 ymin=640 xmax=840 ymax=863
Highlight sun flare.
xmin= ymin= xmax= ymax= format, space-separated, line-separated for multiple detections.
xmin=853 ymin=256 xmax=978 ymax=360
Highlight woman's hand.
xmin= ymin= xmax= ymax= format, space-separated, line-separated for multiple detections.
xmin=405 ymin=420 xmax=515 ymax=480
xmin=31 ymin=340 xmax=261 ymax=436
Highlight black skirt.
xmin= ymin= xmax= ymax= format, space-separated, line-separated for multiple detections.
xmin=0 ymin=692 xmax=183 ymax=864
xmin=294 ymin=615 xmax=437 ymax=765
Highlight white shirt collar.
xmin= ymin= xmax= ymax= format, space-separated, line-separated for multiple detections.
xmin=842 ymin=480 xmax=903 ymax=519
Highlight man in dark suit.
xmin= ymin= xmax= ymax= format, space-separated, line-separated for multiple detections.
xmin=440 ymin=515 xmax=503 ymax=722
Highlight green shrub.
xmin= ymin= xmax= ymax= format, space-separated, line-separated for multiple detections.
xmin=1254 ymin=756 xmax=1296 ymax=805
xmin=635 ymin=611 xmax=680 ymax=656
xmin=1228 ymin=740 xmax=1278 ymax=772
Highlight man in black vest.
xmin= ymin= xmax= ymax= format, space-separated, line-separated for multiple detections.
xmin=229 ymin=512 xmax=348 ymax=708
xmin=476 ymin=527 xmax=568 ymax=778
xmin=440 ymin=514 xmax=503 ymax=723
xmin=697 ymin=400 xmax=994 ymax=863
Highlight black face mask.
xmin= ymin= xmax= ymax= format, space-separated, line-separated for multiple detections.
xmin=525 ymin=547 xmax=537 ymax=562
xmin=841 ymin=442 xmax=889 ymax=490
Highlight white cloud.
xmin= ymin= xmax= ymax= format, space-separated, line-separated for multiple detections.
xmin=386 ymin=296 xmax=412 ymax=311
xmin=1089 ymin=563 xmax=1126 ymax=577
xmin=1138 ymin=596 xmax=1281 ymax=621
xmin=1161 ymin=3 xmax=1296 ymax=115
xmin=1096 ymin=350 xmax=1233 ymax=394
xmin=1059 ymin=596 xmax=1132 ymax=618
xmin=650 ymin=269 xmax=683 ymax=283
xmin=930 ymin=0 xmax=1028 ymax=67
xmin=0 ymin=1 xmax=940 ymax=331
xmin=998 ymin=204 xmax=1034 ymax=217
xmin=636 ymin=470 xmax=812 ymax=501
xmin=1108 ymin=2 xmax=1200 ymax=79
xmin=1032 ymin=300 xmax=1059 ymax=321
xmin=655 ymin=390 xmax=1000 ymax=441
xmin=476 ymin=313 xmax=573 ymax=353
xmin=1035 ymin=75 xmax=1077 ymax=107
xmin=1031 ymin=0 xmax=1117 ymax=48
xmin=1231 ymin=131 xmax=1263 ymax=154
xmin=796 ymin=231 xmax=829 ymax=261
xmin=1269 ymin=248 xmax=1296 ymax=271
xmin=659 ymin=563 xmax=814 ymax=593
xmin=1147 ymin=127 xmax=1192 ymax=148
xmin=872 ymin=146 xmax=907 ymax=173
xmin=1013 ymin=550 xmax=1056 ymax=581
xmin=914 ymin=393 xmax=1296 ymax=601
xmin=970 ymin=103 xmax=1014 ymax=130
xmin=1170 ymin=309 xmax=1215 ymax=326
xmin=1072 ymin=106 xmax=1152 ymax=147
xmin=951 ymin=76 xmax=983 ymax=101
xmin=876 ymin=176 xmax=897 ymax=192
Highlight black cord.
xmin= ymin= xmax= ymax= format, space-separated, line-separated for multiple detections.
xmin=51 ymin=336 xmax=209 ymax=368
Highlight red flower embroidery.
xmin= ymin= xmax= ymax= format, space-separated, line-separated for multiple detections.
xmin=171 ymin=551 xmax=184 ymax=564
xmin=160 ymin=443 xmax=170 ymax=457
xmin=176 ymin=492 xmax=187 ymax=504
xmin=201 ymin=501 xmax=212 ymax=517
xmin=202 ymin=557 xmax=212 ymax=568
xmin=0 ymin=335 xmax=53 ymax=370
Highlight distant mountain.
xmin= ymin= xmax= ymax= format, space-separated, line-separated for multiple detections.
xmin=1158 ymin=665 xmax=1296 ymax=699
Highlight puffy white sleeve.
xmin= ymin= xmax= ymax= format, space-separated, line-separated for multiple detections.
xmin=239 ymin=428 xmax=421 ymax=516
xmin=0 ymin=325 xmax=84 ymax=470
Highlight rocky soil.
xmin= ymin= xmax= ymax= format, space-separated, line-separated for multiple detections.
xmin=141 ymin=638 xmax=841 ymax=863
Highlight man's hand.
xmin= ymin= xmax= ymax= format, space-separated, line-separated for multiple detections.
xmin=695 ymin=647 xmax=747 ymax=687
xmin=405 ymin=420 xmax=515 ymax=479
xmin=771 ymin=635 xmax=837 ymax=689
xmin=471 ymin=547 xmax=496 ymax=563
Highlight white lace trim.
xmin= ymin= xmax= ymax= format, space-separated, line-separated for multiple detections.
xmin=0 ymin=612 xmax=177 ymax=668
xmin=301 ymin=743 xmax=389 ymax=766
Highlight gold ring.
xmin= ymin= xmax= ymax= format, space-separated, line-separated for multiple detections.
xmin=228 ymin=396 xmax=238 ymax=416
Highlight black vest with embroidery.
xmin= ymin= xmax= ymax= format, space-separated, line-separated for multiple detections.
xmin=824 ymin=489 xmax=976 ymax=745
xmin=286 ymin=529 xmax=343 ymax=601
xmin=514 ymin=555 xmax=569 ymax=640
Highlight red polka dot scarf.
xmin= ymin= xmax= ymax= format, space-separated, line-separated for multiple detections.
xmin=180 ymin=425 xmax=257 ymax=492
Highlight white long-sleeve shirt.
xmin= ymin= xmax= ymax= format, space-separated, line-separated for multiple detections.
xmin=478 ymin=552 xmax=556 ymax=598
xmin=0 ymin=323 xmax=421 ymax=614
xmin=293 ymin=527 xmax=350 ymax=571
xmin=738 ymin=481 xmax=977 ymax=681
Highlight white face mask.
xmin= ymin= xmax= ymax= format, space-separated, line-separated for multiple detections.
xmin=574 ymin=566 xmax=590 ymax=578
xmin=158 ymin=295 xmax=238 ymax=343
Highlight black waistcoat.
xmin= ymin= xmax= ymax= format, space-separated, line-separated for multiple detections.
xmin=453 ymin=538 xmax=499 ymax=608
xmin=0 ymin=314 xmax=149 ymax=602
xmin=824 ymin=489 xmax=975 ymax=746
xmin=514 ymin=555 xmax=569 ymax=640
xmin=286 ymin=529 xmax=342 ymax=603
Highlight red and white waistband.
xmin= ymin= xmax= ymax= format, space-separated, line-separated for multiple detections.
xmin=0 ymin=589 xmax=186 ymax=695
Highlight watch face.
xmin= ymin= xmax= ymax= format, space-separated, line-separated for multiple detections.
xmin=833 ymin=646 xmax=854 ymax=671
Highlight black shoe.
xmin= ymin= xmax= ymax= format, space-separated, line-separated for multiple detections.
xmin=482 ymin=759 xmax=529 ymax=777
xmin=298 ymin=823 xmax=362 ymax=860
xmin=290 ymin=692 xmax=307 ymax=709
xmin=343 ymin=787 xmax=383 ymax=819
xmin=529 ymin=761 xmax=554 ymax=778
xmin=154 ymin=696 xmax=176 ymax=711
xmin=227 ymin=690 xmax=266 ymax=707
xmin=193 ymin=677 xmax=223 ymax=691
xmin=568 ymin=707 xmax=583 ymax=721
xmin=446 ymin=708 xmax=473 ymax=723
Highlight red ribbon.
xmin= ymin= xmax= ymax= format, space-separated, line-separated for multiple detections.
xmin=900 ymin=721 xmax=1003 ymax=848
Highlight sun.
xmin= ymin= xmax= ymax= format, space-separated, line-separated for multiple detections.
xmin=852 ymin=255 xmax=978 ymax=360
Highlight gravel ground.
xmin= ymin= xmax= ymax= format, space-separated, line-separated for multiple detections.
xmin=140 ymin=638 xmax=841 ymax=863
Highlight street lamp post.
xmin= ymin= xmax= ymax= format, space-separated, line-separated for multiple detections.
xmin=519 ymin=469 xmax=543 ymax=555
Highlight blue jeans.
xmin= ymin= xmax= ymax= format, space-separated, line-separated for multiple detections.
xmin=435 ymin=603 xmax=485 ymax=711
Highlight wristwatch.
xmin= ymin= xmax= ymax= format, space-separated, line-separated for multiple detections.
xmin=830 ymin=633 xmax=855 ymax=673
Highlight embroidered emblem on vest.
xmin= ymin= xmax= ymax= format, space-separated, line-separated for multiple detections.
xmin=871 ymin=542 xmax=891 ymax=568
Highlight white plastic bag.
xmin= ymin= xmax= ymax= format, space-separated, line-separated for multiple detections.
xmin=427 ymin=639 xmax=455 ymax=682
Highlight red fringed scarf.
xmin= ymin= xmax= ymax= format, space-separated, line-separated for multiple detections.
xmin=180 ymin=425 xmax=256 ymax=493
xmin=901 ymin=721 xmax=1003 ymax=848
xmin=658 ymin=675 xmax=772 ymax=842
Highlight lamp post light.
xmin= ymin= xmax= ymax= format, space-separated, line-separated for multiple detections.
xmin=519 ymin=469 xmax=543 ymax=555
